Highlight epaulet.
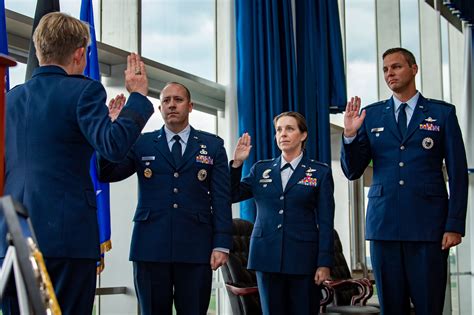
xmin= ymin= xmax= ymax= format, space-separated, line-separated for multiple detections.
xmin=196 ymin=129 xmax=220 ymax=138
xmin=308 ymin=159 xmax=329 ymax=168
xmin=256 ymin=158 xmax=275 ymax=164
xmin=7 ymin=84 xmax=21 ymax=92
xmin=363 ymin=100 xmax=387 ymax=110
xmin=425 ymin=98 xmax=453 ymax=107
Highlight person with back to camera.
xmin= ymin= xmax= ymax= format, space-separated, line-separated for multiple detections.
xmin=230 ymin=111 xmax=335 ymax=315
xmin=2 ymin=12 xmax=154 ymax=314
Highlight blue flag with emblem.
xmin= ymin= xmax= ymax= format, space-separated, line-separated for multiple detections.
xmin=80 ymin=0 xmax=112 ymax=273
xmin=1 ymin=0 xmax=10 ymax=90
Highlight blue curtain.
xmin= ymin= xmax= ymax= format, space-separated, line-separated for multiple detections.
xmin=295 ymin=0 xmax=347 ymax=164
xmin=235 ymin=0 xmax=298 ymax=221
xmin=235 ymin=0 xmax=346 ymax=221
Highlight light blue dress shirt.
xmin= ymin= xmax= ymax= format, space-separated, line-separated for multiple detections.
xmin=280 ymin=153 xmax=303 ymax=190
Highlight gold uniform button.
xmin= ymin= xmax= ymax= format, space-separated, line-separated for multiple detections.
xmin=280 ymin=196 xmax=284 ymax=200
xmin=399 ymin=162 xmax=404 ymax=167
xmin=277 ymin=224 xmax=282 ymax=229
xmin=173 ymin=188 xmax=179 ymax=193
xmin=173 ymin=203 xmax=178 ymax=208
xmin=400 ymin=145 xmax=405 ymax=150
xmin=174 ymin=172 xmax=179 ymax=178
xmin=399 ymin=180 xmax=405 ymax=186
xmin=279 ymin=209 xmax=284 ymax=214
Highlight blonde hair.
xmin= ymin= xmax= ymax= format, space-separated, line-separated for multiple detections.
xmin=33 ymin=12 xmax=90 ymax=65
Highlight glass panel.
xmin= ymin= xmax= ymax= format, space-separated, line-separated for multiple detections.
xmin=440 ymin=17 xmax=451 ymax=103
xmin=449 ymin=247 xmax=460 ymax=315
xmin=345 ymin=0 xmax=377 ymax=105
xmin=5 ymin=0 xmax=100 ymax=37
xmin=8 ymin=62 xmax=27 ymax=88
xmin=141 ymin=0 xmax=216 ymax=81
xmin=5 ymin=0 xmax=34 ymax=17
xmin=400 ymin=0 xmax=421 ymax=89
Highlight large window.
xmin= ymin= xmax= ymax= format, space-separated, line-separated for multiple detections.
xmin=400 ymin=0 xmax=421 ymax=89
xmin=141 ymin=0 xmax=216 ymax=81
xmin=345 ymin=0 xmax=377 ymax=105
xmin=5 ymin=0 xmax=100 ymax=34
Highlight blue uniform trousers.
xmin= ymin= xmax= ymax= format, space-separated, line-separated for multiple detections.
xmin=133 ymin=261 xmax=212 ymax=315
xmin=256 ymin=271 xmax=320 ymax=315
xmin=371 ymin=241 xmax=448 ymax=315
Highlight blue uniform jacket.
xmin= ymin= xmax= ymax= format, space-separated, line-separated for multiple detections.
xmin=341 ymin=94 xmax=468 ymax=241
xmin=3 ymin=66 xmax=154 ymax=259
xmin=231 ymin=156 xmax=335 ymax=275
xmin=98 ymin=127 xmax=233 ymax=264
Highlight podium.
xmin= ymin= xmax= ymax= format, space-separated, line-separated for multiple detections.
xmin=0 ymin=54 xmax=17 ymax=195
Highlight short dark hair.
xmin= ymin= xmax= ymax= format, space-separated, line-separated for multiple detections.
xmin=161 ymin=82 xmax=192 ymax=101
xmin=273 ymin=111 xmax=308 ymax=149
xmin=382 ymin=47 xmax=417 ymax=66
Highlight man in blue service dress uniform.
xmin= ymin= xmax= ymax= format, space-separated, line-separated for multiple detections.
xmin=2 ymin=13 xmax=154 ymax=314
xmin=341 ymin=47 xmax=468 ymax=315
xmin=98 ymin=82 xmax=233 ymax=315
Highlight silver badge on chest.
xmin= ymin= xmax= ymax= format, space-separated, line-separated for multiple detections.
xmin=422 ymin=137 xmax=434 ymax=149
xmin=198 ymin=169 xmax=207 ymax=181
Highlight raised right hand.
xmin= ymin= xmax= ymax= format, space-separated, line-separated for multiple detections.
xmin=232 ymin=133 xmax=252 ymax=168
xmin=124 ymin=53 xmax=148 ymax=96
xmin=343 ymin=96 xmax=366 ymax=137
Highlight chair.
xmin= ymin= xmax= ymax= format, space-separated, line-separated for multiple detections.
xmin=222 ymin=219 xmax=379 ymax=314
xmin=320 ymin=230 xmax=380 ymax=314
xmin=220 ymin=218 xmax=261 ymax=315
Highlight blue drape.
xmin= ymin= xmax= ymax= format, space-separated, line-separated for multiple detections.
xmin=235 ymin=0 xmax=346 ymax=221
xmin=295 ymin=0 xmax=347 ymax=164
xmin=235 ymin=0 xmax=298 ymax=221
xmin=80 ymin=0 xmax=112 ymax=272
xmin=1 ymin=0 xmax=10 ymax=90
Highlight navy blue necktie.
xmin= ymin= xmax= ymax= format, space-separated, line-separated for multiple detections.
xmin=281 ymin=163 xmax=293 ymax=172
xmin=397 ymin=103 xmax=408 ymax=137
xmin=171 ymin=135 xmax=182 ymax=164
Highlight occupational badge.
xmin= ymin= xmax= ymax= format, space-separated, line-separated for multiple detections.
xmin=425 ymin=117 xmax=437 ymax=122
xmin=200 ymin=149 xmax=208 ymax=155
xmin=262 ymin=169 xmax=272 ymax=179
xmin=198 ymin=169 xmax=208 ymax=181
xmin=144 ymin=168 xmax=153 ymax=178
xmin=422 ymin=137 xmax=434 ymax=149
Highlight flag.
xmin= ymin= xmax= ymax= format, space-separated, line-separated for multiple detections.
xmin=25 ymin=0 xmax=60 ymax=81
xmin=1 ymin=0 xmax=10 ymax=90
xmin=80 ymin=0 xmax=112 ymax=273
